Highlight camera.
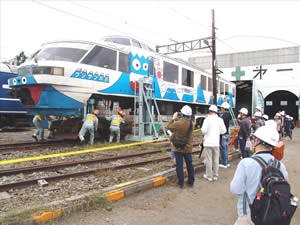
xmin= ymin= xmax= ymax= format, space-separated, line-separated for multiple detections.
xmin=177 ymin=112 xmax=183 ymax=118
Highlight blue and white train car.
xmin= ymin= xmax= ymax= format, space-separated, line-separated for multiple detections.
xmin=8 ymin=36 xmax=235 ymax=119
xmin=0 ymin=63 xmax=29 ymax=127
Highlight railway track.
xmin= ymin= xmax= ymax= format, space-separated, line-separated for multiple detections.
xmin=0 ymin=147 xmax=202 ymax=191
xmin=0 ymin=139 xmax=76 ymax=153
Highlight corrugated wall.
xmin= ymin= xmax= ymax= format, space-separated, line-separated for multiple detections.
xmin=189 ymin=46 xmax=300 ymax=69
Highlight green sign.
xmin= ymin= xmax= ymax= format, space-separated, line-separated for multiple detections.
xmin=232 ymin=66 xmax=245 ymax=81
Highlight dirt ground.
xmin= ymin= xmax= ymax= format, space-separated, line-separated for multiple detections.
xmin=55 ymin=128 xmax=300 ymax=225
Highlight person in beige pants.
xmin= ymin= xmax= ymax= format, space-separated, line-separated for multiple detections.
xmin=201 ymin=105 xmax=226 ymax=181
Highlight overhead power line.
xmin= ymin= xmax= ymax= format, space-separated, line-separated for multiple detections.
xmin=32 ymin=0 xmax=131 ymax=36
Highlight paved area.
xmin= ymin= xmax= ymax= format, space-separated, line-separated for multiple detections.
xmin=57 ymin=128 xmax=300 ymax=225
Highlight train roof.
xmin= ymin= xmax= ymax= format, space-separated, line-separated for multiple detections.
xmin=35 ymin=37 xmax=233 ymax=84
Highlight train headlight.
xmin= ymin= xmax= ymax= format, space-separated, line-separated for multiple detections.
xmin=52 ymin=67 xmax=64 ymax=76
xmin=32 ymin=66 xmax=64 ymax=76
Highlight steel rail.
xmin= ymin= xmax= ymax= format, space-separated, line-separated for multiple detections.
xmin=0 ymin=150 xmax=201 ymax=191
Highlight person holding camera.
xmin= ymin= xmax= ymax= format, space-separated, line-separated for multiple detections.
xmin=166 ymin=105 xmax=194 ymax=188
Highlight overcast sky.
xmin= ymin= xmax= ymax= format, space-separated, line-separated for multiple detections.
xmin=1 ymin=0 xmax=300 ymax=61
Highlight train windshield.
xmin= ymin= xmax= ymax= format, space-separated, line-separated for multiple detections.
xmin=35 ymin=42 xmax=93 ymax=62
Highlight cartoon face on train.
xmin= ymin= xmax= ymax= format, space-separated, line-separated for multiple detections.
xmin=129 ymin=53 xmax=150 ymax=75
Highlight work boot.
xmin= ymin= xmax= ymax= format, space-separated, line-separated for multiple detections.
xmin=32 ymin=135 xmax=38 ymax=142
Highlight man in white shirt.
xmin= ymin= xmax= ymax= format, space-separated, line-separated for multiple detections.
xmin=201 ymin=104 xmax=226 ymax=181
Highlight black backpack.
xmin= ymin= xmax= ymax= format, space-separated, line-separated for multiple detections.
xmin=249 ymin=156 xmax=297 ymax=225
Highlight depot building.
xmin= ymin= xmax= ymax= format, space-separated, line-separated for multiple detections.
xmin=189 ymin=46 xmax=300 ymax=125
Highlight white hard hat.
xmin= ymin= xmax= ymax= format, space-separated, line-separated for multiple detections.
xmin=262 ymin=114 xmax=269 ymax=120
xmin=220 ymin=102 xmax=230 ymax=109
xmin=253 ymin=125 xmax=279 ymax=147
xmin=280 ymin=111 xmax=285 ymax=116
xmin=180 ymin=105 xmax=192 ymax=116
xmin=239 ymin=107 xmax=248 ymax=115
xmin=254 ymin=111 xmax=262 ymax=117
xmin=208 ymin=104 xmax=218 ymax=113
xmin=275 ymin=113 xmax=281 ymax=118
xmin=265 ymin=120 xmax=277 ymax=130
xmin=255 ymin=106 xmax=262 ymax=111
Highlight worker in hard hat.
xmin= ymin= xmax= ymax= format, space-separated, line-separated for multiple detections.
xmin=230 ymin=124 xmax=288 ymax=224
xmin=219 ymin=102 xmax=232 ymax=169
xmin=78 ymin=108 xmax=100 ymax=145
xmin=167 ymin=105 xmax=194 ymax=188
xmin=201 ymin=104 xmax=226 ymax=182
xmin=32 ymin=114 xmax=45 ymax=142
xmin=238 ymin=108 xmax=251 ymax=158
xmin=252 ymin=111 xmax=264 ymax=132
xmin=106 ymin=109 xmax=126 ymax=143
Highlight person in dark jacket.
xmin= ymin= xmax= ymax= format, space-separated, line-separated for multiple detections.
xmin=238 ymin=108 xmax=251 ymax=158
xmin=219 ymin=102 xmax=232 ymax=168
xmin=167 ymin=105 xmax=194 ymax=188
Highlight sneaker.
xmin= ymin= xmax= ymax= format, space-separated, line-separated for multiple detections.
xmin=226 ymin=164 xmax=231 ymax=168
xmin=219 ymin=164 xmax=227 ymax=168
xmin=213 ymin=176 xmax=218 ymax=181
xmin=32 ymin=135 xmax=38 ymax=142
xmin=203 ymin=174 xmax=213 ymax=182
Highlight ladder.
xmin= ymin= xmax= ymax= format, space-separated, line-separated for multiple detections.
xmin=133 ymin=77 xmax=167 ymax=140
xmin=228 ymin=106 xmax=238 ymax=127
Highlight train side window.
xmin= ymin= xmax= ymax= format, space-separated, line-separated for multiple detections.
xmin=208 ymin=77 xmax=212 ymax=92
xmin=225 ymin=84 xmax=229 ymax=95
xmin=163 ymin=61 xmax=178 ymax=83
xmin=149 ymin=59 xmax=154 ymax=75
xmin=119 ymin=52 xmax=129 ymax=73
xmin=220 ymin=81 xmax=224 ymax=94
xmin=201 ymin=75 xmax=207 ymax=90
xmin=82 ymin=46 xmax=116 ymax=70
xmin=182 ymin=68 xmax=194 ymax=87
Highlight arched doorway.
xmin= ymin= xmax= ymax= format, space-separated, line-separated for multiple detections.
xmin=264 ymin=90 xmax=298 ymax=119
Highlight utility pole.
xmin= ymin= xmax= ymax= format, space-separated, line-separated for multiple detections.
xmin=211 ymin=9 xmax=217 ymax=105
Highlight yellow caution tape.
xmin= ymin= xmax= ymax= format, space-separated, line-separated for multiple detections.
xmin=0 ymin=138 xmax=168 ymax=165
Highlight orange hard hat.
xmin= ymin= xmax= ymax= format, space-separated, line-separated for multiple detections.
xmin=118 ymin=110 xmax=126 ymax=117
xmin=93 ymin=109 xmax=100 ymax=114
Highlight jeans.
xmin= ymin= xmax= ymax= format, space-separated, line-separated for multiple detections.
xmin=220 ymin=133 xmax=230 ymax=165
xmin=239 ymin=137 xmax=249 ymax=158
xmin=174 ymin=152 xmax=194 ymax=186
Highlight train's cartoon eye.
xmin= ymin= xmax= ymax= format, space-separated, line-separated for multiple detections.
xmin=13 ymin=78 xmax=17 ymax=85
xmin=143 ymin=63 xmax=148 ymax=71
xmin=132 ymin=58 xmax=141 ymax=71
xmin=21 ymin=76 xmax=27 ymax=84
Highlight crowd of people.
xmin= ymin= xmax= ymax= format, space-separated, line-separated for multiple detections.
xmin=166 ymin=103 xmax=296 ymax=224
xmin=29 ymin=103 xmax=296 ymax=224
